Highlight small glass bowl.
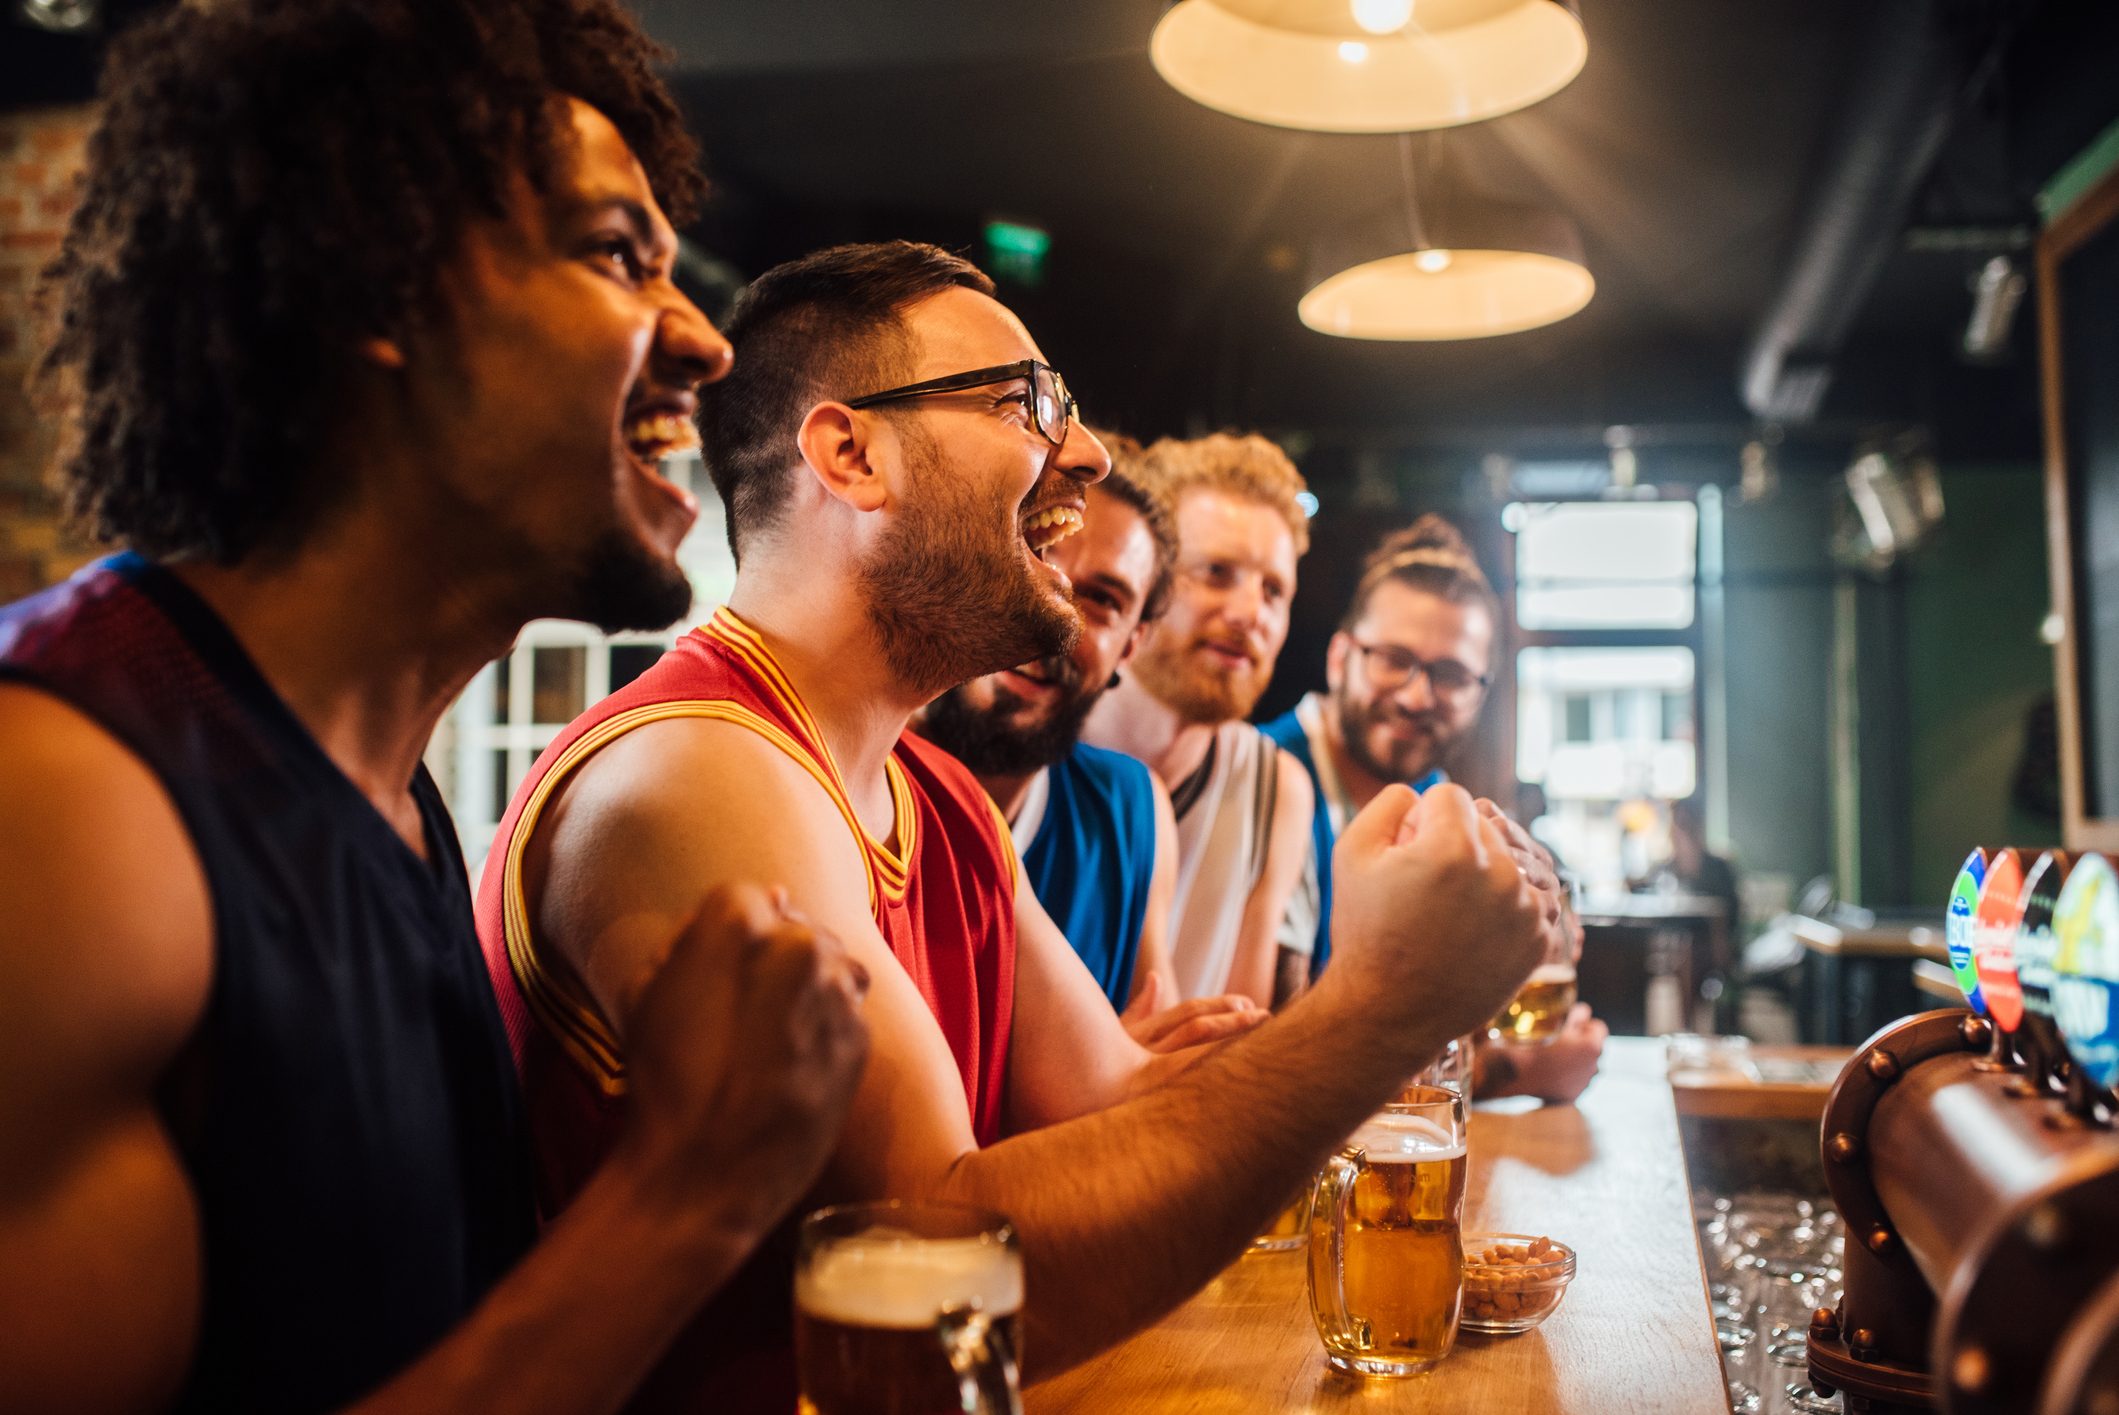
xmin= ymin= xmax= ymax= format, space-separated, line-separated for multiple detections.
xmin=1461 ymin=1233 xmax=1577 ymax=1334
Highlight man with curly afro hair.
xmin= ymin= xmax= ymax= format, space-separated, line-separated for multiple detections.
xmin=0 ymin=3 xmax=868 ymax=1412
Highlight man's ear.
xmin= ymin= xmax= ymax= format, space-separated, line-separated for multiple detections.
xmin=795 ymin=402 xmax=888 ymax=513
xmin=1325 ymin=630 xmax=1353 ymax=691
xmin=1117 ymin=619 xmax=1151 ymax=669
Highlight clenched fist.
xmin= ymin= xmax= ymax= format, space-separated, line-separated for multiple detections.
xmin=1325 ymin=783 xmax=1546 ymax=1058
xmin=616 ymin=882 xmax=870 ymax=1230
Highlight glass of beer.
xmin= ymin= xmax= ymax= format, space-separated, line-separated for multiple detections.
xmin=795 ymin=1201 xmax=1024 ymax=1415
xmin=1489 ymin=963 xmax=1578 ymax=1044
xmin=1307 ymin=1085 xmax=1469 ymax=1377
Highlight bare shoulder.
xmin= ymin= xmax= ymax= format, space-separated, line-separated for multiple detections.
xmin=0 ymin=685 xmax=209 ymax=1411
xmin=524 ymin=710 xmax=878 ymax=1027
xmin=1270 ymin=745 xmax=1314 ymax=828
xmin=541 ymin=711 xmax=870 ymax=892
xmin=0 ymin=683 xmax=212 ymax=1100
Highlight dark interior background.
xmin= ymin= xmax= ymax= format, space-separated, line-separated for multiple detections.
xmin=8 ymin=0 xmax=2119 ymax=906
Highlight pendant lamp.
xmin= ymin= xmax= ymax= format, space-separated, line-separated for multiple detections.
xmin=1299 ymin=142 xmax=1593 ymax=339
xmin=1151 ymin=0 xmax=1586 ymax=134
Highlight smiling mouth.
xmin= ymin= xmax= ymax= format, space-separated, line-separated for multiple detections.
xmin=1021 ymin=505 xmax=1084 ymax=562
xmin=623 ymin=410 xmax=701 ymax=470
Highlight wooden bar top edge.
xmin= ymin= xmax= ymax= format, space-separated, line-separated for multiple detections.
xmin=1025 ymin=1038 xmax=1727 ymax=1414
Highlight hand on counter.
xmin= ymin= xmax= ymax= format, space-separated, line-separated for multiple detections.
xmin=1477 ymin=1005 xmax=1609 ymax=1105
xmin=1120 ymin=971 xmax=1268 ymax=1053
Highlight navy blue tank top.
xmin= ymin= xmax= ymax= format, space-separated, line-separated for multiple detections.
xmin=0 ymin=554 xmax=535 ymax=1412
xmin=1020 ymin=742 xmax=1157 ymax=1011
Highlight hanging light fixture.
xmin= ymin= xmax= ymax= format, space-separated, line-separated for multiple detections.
xmin=1151 ymin=0 xmax=1586 ymax=134
xmin=1299 ymin=138 xmax=1593 ymax=339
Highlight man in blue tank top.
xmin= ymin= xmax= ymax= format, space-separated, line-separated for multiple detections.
xmin=0 ymin=5 xmax=868 ymax=1412
xmin=1264 ymin=515 xmax=1607 ymax=1103
xmin=924 ymin=453 xmax=1255 ymax=1040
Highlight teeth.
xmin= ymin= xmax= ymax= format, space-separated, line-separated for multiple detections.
xmin=1022 ymin=506 xmax=1084 ymax=550
xmin=624 ymin=412 xmax=701 ymax=460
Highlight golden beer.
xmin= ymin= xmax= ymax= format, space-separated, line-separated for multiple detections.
xmin=1309 ymin=1098 xmax=1468 ymax=1377
xmin=1488 ymin=964 xmax=1578 ymax=1044
xmin=796 ymin=1205 xmax=1024 ymax=1415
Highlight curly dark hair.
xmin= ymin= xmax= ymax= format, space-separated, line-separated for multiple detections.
xmin=36 ymin=0 xmax=705 ymax=563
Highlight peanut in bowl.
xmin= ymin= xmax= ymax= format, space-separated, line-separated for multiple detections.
xmin=1460 ymin=1233 xmax=1577 ymax=1334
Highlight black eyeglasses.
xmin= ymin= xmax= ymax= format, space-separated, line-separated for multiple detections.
xmin=846 ymin=359 xmax=1076 ymax=448
xmin=1349 ymin=640 xmax=1491 ymax=700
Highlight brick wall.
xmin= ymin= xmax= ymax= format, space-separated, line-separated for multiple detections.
xmin=0 ymin=105 xmax=97 ymax=601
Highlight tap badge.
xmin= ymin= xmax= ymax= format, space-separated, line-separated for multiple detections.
xmin=1947 ymin=848 xmax=1987 ymax=1013
xmin=2053 ymin=854 xmax=2119 ymax=1089
xmin=1972 ymin=849 xmax=2027 ymax=1034
xmin=2014 ymin=851 xmax=2072 ymax=1057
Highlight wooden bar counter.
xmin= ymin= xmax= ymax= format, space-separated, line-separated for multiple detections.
xmin=1026 ymin=1038 xmax=1726 ymax=1413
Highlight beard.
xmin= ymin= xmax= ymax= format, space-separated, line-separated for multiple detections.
xmin=922 ymin=656 xmax=1104 ymax=776
xmin=860 ymin=429 xmax=1080 ymax=698
xmin=1128 ymin=629 xmax=1273 ymax=725
xmin=1334 ymin=682 xmax=1457 ymax=783
xmin=568 ymin=526 xmax=695 ymax=634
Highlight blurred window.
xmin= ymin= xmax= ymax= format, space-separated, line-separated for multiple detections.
xmin=1514 ymin=502 xmax=1697 ymax=629
xmin=1508 ymin=499 xmax=1705 ymax=893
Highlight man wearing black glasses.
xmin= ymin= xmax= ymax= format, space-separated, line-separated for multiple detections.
xmin=1263 ymin=515 xmax=1607 ymax=1102
xmin=480 ymin=241 xmax=1554 ymax=1405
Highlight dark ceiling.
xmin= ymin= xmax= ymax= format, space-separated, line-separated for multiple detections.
xmin=638 ymin=0 xmax=2116 ymax=474
xmin=8 ymin=0 xmax=2117 ymax=480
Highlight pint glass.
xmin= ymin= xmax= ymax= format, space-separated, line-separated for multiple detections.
xmin=1307 ymin=1086 xmax=1469 ymax=1377
xmin=1488 ymin=963 xmax=1578 ymax=1043
xmin=795 ymin=1201 xmax=1024 ymax=1415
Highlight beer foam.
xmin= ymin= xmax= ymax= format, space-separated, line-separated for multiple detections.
xmin=797 ymin=1233 xmax=1024 ymax=1330
xmin=1528 ymin=963 xmax=1577 ymax=984
xmin=1350 ymin=1112 xmax=1466 ymax=1163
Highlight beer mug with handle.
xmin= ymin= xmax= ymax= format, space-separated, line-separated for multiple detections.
xmin=1308 ymin=1086 xmax=1469 ymax=1377
xmin=796 ymin=1201 xmax=1024 ymax=1415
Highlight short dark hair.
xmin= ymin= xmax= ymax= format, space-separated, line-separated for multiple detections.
xmin=698 ymin=241 xmax=995 ymax=561
xmin=37 ymin=0 xmax=703 ymax=563
xmin=1342 ymin=513 xmax=1501 ymax=634
xmin=1085 ymin=428 xmax=1177 ymax=626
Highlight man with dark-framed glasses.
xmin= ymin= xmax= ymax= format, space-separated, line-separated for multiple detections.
xmin=1263 ymin=514 xmax=1608 ymax=1102
xmin=477 ymin=240 xmax=1553 ymax=1406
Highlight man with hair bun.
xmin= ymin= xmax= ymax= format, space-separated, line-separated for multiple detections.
xmin=1263 ymin=514 xmax=1608 ymax=1103
xmin=1083 ymin=432 xmax=1319 ymax=1010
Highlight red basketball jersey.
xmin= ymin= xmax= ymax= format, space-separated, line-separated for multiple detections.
xmin=477 ymin=605 xmax=1017 ymax=1202
xmin=472 ymin=607 xmax=1019 ymax=1409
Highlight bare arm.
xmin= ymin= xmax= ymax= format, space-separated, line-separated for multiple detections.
xmin=1222 ymin=752 xmax=1314 ymax=1010
xmin=535 ymin=719 xmax=1544 ymax=1381
xmin=0 ymin=688 xmax=865 ymax=1415
xmin=1126 ymin=772 xmax=1181 ymax=1006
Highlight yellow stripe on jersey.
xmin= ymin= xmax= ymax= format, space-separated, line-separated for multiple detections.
xmin=501 ymin=699 xmax=884 ymax=1096
xmin=987 ymin=795 xmax=1020 ymax=893
xmin=702 ymin=608 xmax=917 ymax=898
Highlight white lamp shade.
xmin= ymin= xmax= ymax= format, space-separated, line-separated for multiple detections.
xmin=1151 ymin=0 xmax=1587 ymax=134
xmin=1300 ymin=248 xmax=1594 ymax=339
